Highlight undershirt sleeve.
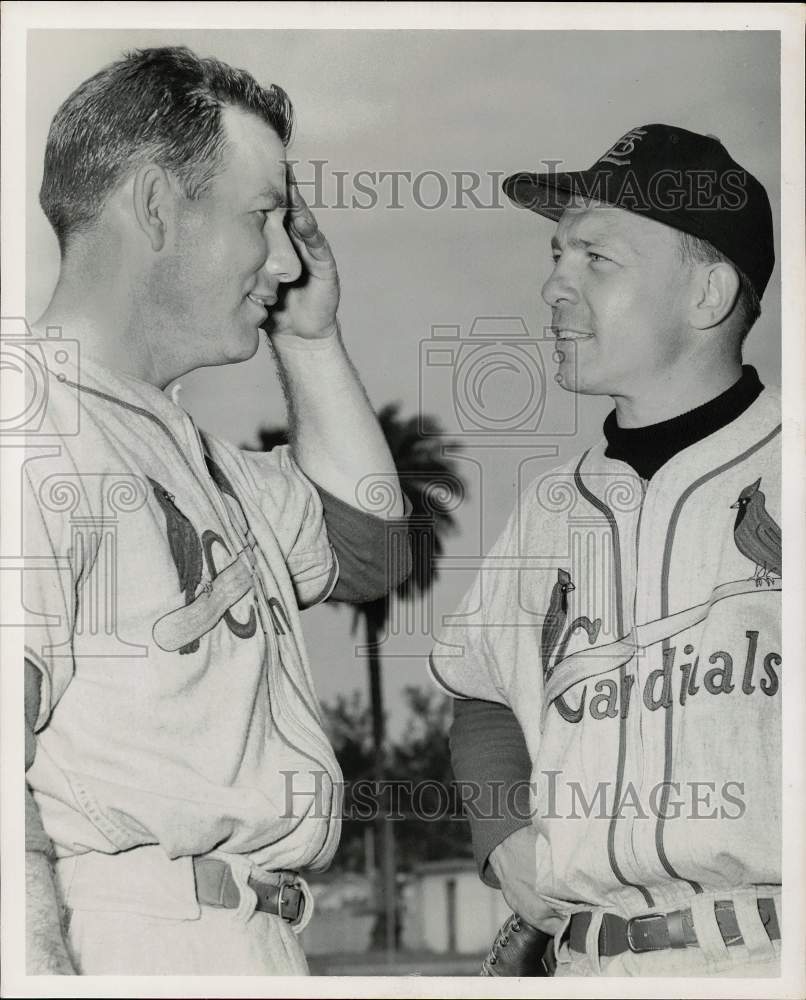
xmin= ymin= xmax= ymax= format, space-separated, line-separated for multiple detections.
xmin=449 ymin=696 xmax=533 ymax=888
xmin=315 ymin=483 xmax=412 ymax=604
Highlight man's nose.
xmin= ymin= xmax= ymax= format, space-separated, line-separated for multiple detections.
xmin=263 ymin=224 xmax=302 ymax=284
xmin=541 ymin=261 xmax=579 ymax=308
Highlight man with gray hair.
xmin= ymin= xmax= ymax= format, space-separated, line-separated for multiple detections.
xmin=24 ymin=46 xmax=407 ymax=975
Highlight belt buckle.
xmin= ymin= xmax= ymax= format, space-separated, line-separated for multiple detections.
xmin=625 ymin=913 xmax=666 ymax=953
xmin=277 ymin=876 xmax=302 ymax=925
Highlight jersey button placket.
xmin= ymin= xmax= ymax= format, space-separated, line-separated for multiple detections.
xmin=624 ymin=479 xmax=651 ymax=890
xmin=629 ymin=480 xmax=666 ymax=890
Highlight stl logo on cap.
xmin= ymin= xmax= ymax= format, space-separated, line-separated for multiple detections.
xmin=598 ymin=126 xmax=648 ymax=167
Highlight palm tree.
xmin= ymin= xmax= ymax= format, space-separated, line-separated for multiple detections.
xmin=249 ymin=404 xmax=464 ymax=952
xmin=352 ymin=405 xmax=462 ymax=951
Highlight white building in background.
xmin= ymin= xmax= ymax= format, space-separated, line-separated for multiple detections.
xmin=300 ymin=858 xmax=511 ymax=957
xmin=402 ymin=859 xmax=511 ymax=954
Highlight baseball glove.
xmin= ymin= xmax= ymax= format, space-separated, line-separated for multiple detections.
xmin=480 ymin=913 xmax=555 ymax=976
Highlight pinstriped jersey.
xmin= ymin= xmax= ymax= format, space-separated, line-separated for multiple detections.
xmin=431 ymin=388 xmax=781 ymax=916
xmin=23 ymin=352 xmax=342 ymax=871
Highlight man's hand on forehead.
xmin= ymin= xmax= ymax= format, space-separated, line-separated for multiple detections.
xmin=263 ymin=162 xmax=339 ymax=340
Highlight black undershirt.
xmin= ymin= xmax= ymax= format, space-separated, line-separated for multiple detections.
xmin=603 ymin=365 xmax=764 ymax=481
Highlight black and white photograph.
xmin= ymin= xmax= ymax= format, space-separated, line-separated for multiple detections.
xmin=1 ymin=3 xmax=804 ymax=996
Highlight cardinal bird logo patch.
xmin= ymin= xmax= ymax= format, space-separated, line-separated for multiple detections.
xmin=540 ymin=569 xmax=574 ymax=680
xmin=539 ymin=568 xmax=601 ymax=684
xmin=731 ymin=477 xmax=782 ymax=586
xmin=149 ymin=477 xmax=205 ymax=653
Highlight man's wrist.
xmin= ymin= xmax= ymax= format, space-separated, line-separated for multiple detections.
xmin=271 ymin=320 xmax=340 ymax=344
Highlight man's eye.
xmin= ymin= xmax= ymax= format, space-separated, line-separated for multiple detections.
xmin=551 ymin=251 xmax=561 ymax=264
xmin=588 ymin=252 xmax=610 ymax=263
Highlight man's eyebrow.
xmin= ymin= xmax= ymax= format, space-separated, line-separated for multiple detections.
xmin=550 ymin=234 xmax=603 ymax=250
xmin=551 ymin=229 xmax=631 ymax=252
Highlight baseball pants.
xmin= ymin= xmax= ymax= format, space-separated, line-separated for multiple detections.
xmin=54 ymin=846 xmax=310 ymax=975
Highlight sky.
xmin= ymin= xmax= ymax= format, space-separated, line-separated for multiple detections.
xmin=25 ymin=28 xmax=781 ymax=738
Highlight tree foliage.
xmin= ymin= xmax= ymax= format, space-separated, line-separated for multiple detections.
xmin=321 ymin=685 xmax=473 ymax=874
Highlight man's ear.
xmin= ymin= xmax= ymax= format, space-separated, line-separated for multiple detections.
xmin=688 ymin=261 xmax=741 ymax=331
xmin=132 ymin=164 xmax=173 ymax=252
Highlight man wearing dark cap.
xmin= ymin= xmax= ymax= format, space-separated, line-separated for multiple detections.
xmin=431 ymin=125 xmax=781 ymax=977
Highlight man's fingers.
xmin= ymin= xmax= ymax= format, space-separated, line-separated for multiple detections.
xmin=287 ymin=164 xmax=321 ymax=238
xmin=290 ymin=221 xmax=328 ymax=251
xmin=286 ymin=164 xmax=332 ymax=260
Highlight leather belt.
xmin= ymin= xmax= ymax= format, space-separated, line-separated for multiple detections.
xmin=192 ymin=858 xmax=304 ymax=924
xmin=569 ymin=898 xmax=780 ymax=957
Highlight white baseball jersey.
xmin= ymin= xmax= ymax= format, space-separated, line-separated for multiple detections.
xmin=431 ymin=388 xmax=781 ymax=917
xmin=24 ymin=351 xmax=342 ymax=872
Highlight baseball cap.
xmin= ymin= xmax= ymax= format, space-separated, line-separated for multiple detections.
xmin=503 ymin=124 xmax=774 ymax=298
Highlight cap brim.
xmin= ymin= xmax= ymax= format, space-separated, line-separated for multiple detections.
xmin=503 ymin=160 xmax=774 ymax=299
xmin=503 ymin=170 xmax=609 ymax=220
